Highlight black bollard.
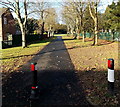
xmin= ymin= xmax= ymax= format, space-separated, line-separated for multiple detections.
xmin=108 ymin=59 xmax=114 ymax=94
xmin=30 ymin=63 xmax=39 ymax=99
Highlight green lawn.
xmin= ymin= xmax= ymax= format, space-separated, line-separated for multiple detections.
xmin=54 ymin=34 xmax=67 ymax=37
xmin=62 ymin=35 xmax=93 ymax=47
xmin=1 ymin=37 xmax=56 ymax=73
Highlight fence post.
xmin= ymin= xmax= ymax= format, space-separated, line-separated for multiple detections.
xmin=30 ymin=63 xmax=39 ymax=99
xmin=108 ymin=58 xmax=114 ymax=94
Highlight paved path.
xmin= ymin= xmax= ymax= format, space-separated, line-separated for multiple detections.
xmin=2 ymin=36 xmax=92 ymax=106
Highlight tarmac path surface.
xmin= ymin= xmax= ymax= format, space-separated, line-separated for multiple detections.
xmin=2 ymin=36 xmax=92 ymax=106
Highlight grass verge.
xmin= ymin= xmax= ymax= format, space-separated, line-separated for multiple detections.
xmin=63 ymin=35 xmax=119 ymax=105
xmin=1 ymin=37 xmax=56 ymax=75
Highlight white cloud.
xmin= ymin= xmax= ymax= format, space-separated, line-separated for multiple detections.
xmin=98 ymin=0 xmax=114 ymax=13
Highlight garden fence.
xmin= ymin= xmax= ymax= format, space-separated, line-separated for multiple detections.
xmin=79 ymin=32 xmax=120 ymax=41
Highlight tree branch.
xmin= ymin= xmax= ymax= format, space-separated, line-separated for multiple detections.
xmin=23 ymin=0 xmax=27 ymax=26
xmin=0 ymin=1 xmax=15 ymax=12
xmin=89 ymin=3 xmax=95 ymax=22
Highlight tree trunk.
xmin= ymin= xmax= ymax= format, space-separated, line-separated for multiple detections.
xmin=94 ymin=17 xmax=98 ymax=45
xmin=112 ymin=31 xmax=115 ymax=41
xmin=49 ymin=31 xmax=52 ymax=37
xmin=41 ymin=21 xmax=45 ymax=39
xmin=71 ymin=30 xmax=73 ymax=36
xmin=48 ymin=25 xmax=52 ymax=37
xmin=21 ymin=30 xmax=26 ymax=48
xmin=67 ymin=25 xmax=70 ymax=36
xmin=89 ymin=3 xmax=98 ymax=45
xmin=52 ymin=31 xmax=54 ymax=37
xmin=47 ymin=31 xmax=50 ymax=38
xmin=92 ymin=34 xmax=95 ymax=45
xmin=50 ymin=30 xmax=54 ymax=37
xmin=76 ymin=17 xmax=80 ymax=37
xmin=20 ymin=24 xmax=27 ymax=48
xmin=80 ymin=15 xmax=83 ymax=34
xmin=83 ymin=31 xmax=85 ymax=42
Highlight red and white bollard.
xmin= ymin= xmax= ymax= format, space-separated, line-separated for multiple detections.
xmin=108 ymin=58 xmax=114 ymax=94
xmin=30 ymin=63 xmax=39 ymax=99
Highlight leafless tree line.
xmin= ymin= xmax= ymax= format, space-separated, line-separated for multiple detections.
xmin=0 ymin=0 xmax=102 ymax=46
xmin=62 ymin=0 xmax=100 ymax=45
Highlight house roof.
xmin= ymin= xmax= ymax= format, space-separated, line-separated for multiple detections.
xmin=0 ymin=8 xmax=8 ymax=16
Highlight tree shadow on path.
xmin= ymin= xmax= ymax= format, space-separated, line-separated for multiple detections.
xmin=2 ymin=36 xmax=94 ymax=106
xmin=31 ymin=70 xmax=93 ymax=106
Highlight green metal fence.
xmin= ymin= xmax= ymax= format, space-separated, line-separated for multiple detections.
xmin=79 ymin=32 xmax=120 ymax=41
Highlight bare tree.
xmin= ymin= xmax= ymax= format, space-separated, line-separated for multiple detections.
xmin=74 ymin=1 xmax=87 ymax=41
xmin=31 ymin=1 xmax=51 ymax=39
xmin=62 ymin=5 xmax=76 ymax=36
xmin=62 ymin=0 xmax=87 ymax=41
xmin=0 ymin=0 xmax=29 ymax=48
xmin=45 ymin=8 xmax=57 ymax=37
xmin=88 ymin=0 xmax=100 ymax=45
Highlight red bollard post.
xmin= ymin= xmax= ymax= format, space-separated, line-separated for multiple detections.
xmin=30 ymin=63 xmax=39 ymax=99
xmin=108 ymin=58 xmax=114 ymax=94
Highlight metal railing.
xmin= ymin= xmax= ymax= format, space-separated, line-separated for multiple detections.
xmin=79 ymin=32 xmax=120 ymax=41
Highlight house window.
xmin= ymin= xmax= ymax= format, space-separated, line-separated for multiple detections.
xmin=7 ymin=33 xmax=13 ymax=41
xmin=4 ymin=18 xmax=7 ymax=24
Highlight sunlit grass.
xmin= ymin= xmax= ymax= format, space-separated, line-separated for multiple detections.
xmin=1 ymin=37 xmax=56 ymax=73
xmin=62 ymin=36 xmax=93 ymax=48
xmin=54 ymin=34 xmax=67 ymax=37
xmin=2 ymin=40 xmax=51 ymax=59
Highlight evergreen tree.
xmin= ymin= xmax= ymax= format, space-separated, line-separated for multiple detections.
xmin=104 ymin=1 xmax=120 ymax=32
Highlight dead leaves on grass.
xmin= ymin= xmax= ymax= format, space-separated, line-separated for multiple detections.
xmin=77 ymin=71 xmax=119 ymax=105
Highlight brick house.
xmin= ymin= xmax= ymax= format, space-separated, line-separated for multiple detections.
xmin=0 ymin=8 xmax=16 ymax=49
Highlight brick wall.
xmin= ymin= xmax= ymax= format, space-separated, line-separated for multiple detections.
xmin=2 ymin=10 xmax=16 ymax=41
xmin=0 ymin=17 xmax=3 ymax=41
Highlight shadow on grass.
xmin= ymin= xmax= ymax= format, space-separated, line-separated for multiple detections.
xmin=2 ymin=70 xmax=93 ymax=106
xmin=28 ymin=40 xmax=49 ymax=45
xmin=97 ymin=41 xmax=114 ymax=46
xmin=62 ymin=38 xmax=75 ymax=41
xmin=1 ymin=41 xmax=114 ymax=61
xmin=1 ymin=37 xmax=56 ymax=60
xmin=69 ymin=45 xmax=91 ymax=49
xmin=1 ymin=47 xmax=68 ymax=60
xmin=27 ymin=37 xmax=56 ymax=47
xmin=2 ymin=69 xmax=119 ymax=106
xmin=77 ymin=69 xmax=120 ymax=105
xmin=85 ymin=38 xmax=94 ymax=42
xmin=1 ymin=41 xmax=115 ymax=60
xmin=1 ymin=45 xmax=90 ymax=60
